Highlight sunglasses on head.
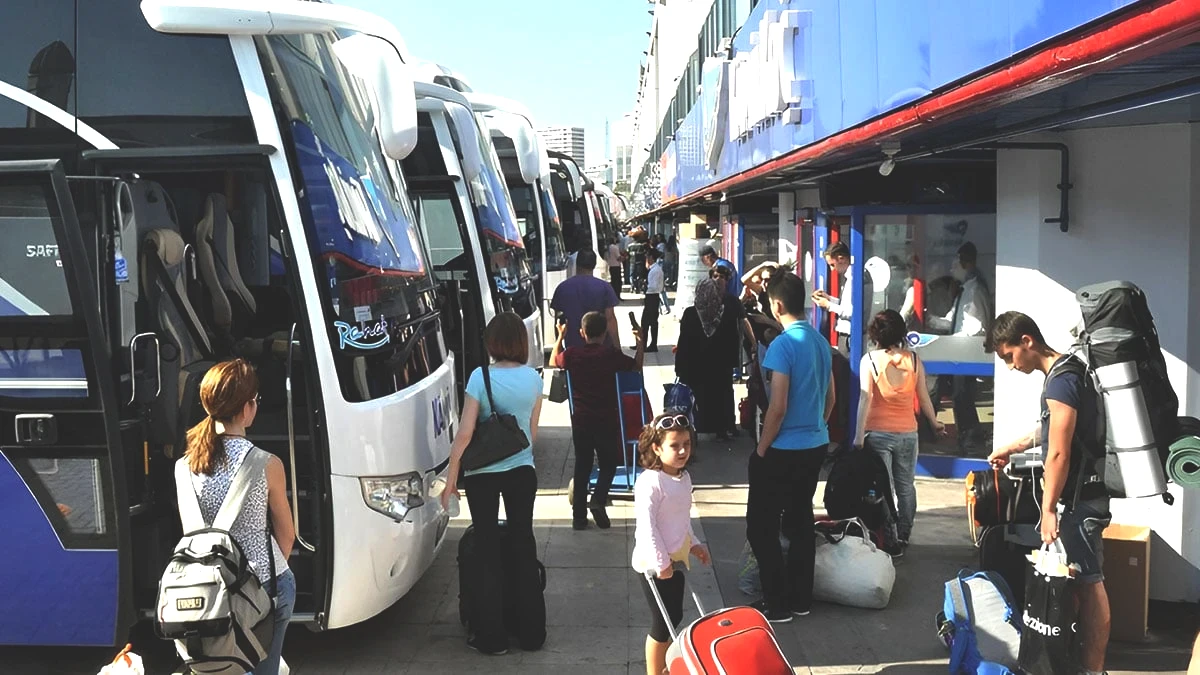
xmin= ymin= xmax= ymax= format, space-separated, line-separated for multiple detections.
xmin=654 ymin=414 xmax=691 ymax=431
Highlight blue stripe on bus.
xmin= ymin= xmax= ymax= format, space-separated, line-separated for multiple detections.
xmin=0 ymin=454 xmax=118 ymax=646
xmin=0 ymin=294 xmax=27 ymax=317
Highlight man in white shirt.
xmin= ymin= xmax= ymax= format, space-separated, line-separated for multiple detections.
xmin=641 ymin=249 xmax=665 ymax=353
xmin=606 ymin=238 xmax=625 ymax=298
xmin=947 ymin=241 xmax=993 ymax=451
xmin=811 ymin=241 xmax=853 ymax=356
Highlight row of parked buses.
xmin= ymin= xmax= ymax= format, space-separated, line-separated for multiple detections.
xmin=0 ymin=0 xmax=619 ymax=649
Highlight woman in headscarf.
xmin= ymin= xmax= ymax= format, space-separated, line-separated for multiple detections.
xmin=675 ymin=278 xmax=740 ymax=440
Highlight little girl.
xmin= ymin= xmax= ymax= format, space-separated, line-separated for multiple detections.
xmin=632 ymin=413 xmax=711 ymax=675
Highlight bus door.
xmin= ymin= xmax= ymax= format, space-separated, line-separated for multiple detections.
xmin=0 ymin=160 xmax=131 ymax=646
xmin=411 ymin=179 xmax=488 ymax=405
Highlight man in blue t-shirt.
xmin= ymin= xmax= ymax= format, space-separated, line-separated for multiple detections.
xmin=987 ymin=311 xmax=1111 ymax=675
xmin=550 ymin=249 xmax=621 ymax=350
xmin=699 ymin=245 xmax=739 ymax=299
xmin=746 ymin=272 xmax=835 ymax=623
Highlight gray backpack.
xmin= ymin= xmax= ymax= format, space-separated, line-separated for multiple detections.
xmin=157 ymin=449 xmax=275 ymax=674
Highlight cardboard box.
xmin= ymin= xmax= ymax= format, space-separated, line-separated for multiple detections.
xmin=1102 ymin=523 xmax=1151 ymax=642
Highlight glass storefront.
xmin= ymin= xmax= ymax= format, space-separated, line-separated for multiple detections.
xmin=859 ymin=212 xmax=997 ymax=458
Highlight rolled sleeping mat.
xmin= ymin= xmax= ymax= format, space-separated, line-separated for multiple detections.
xmin=1167 ymin=436 xmax=1200 ymax=488
xmin=1094 ymin=360 xmax=1169 ymax=498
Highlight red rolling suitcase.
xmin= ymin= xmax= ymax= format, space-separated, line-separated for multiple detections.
xmin=644 ymin=572 xmax=792 ymax=674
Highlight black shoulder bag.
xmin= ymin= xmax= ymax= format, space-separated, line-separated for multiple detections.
xmin=461 ymin=363 xmax=531 ymax=471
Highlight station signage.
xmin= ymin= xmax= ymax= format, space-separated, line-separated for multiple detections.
xmin=726 ymin=8 xmax=808 ymax=143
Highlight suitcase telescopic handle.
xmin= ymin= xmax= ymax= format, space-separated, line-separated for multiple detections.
xmin=644 ymin=569 xmax=707 ymax=641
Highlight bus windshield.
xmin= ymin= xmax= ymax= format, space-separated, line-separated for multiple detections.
xmin=466 ymin=113 xmax=526 ymax=294
xmin=259 ymin=33 xmax=441 ymax=401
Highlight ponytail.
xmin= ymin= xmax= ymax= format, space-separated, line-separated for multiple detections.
xmin=183 ymin=359 xmax=259 ymax=476
xmin=185 ymin=415 xmax=224 ymax=475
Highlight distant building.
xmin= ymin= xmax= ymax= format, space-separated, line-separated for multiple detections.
xmin=610 ymin=113 xmax=634 ymax=194
xmin=537 ymin=126 xmax=585 ymax=168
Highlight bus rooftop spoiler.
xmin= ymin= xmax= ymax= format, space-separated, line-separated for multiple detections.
xmin=139 ymin=0 xmax=412 ymax=62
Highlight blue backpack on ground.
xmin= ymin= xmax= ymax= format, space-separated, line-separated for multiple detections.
xmin=937 ymin=570 xmax=1022 ymax=674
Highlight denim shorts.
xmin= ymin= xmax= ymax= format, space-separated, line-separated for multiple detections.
xmin=1058 ymin=497 xmax=1111 ymax=584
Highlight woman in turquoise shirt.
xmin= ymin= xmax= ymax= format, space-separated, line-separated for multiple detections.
xmin=442 ymin=312 xmax=544 ymax=655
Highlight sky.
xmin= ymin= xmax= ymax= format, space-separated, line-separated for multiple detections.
xmin=339 ymin=0 xmax=652 ymax=169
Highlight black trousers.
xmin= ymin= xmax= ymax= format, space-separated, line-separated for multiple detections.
xmin=638 ymin=570 xmax=685 ymax=643
xmin=953 ymin=375 xmax=980 ymax=437
xmin=610 ymin=266 xmax=623 ymax=297
xmin=463 ymin=465 xmax=539 ymax=650
xmin=746 ymin=447 xmax=826 ymax=612
xmin=572 ymin=423 xmax=619 ymax=517
xmin=641 ymin=293 xmax=661 ymax=349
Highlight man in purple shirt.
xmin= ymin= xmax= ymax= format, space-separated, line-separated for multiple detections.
xmin=551 ymin=249 xmax=621 ymax=350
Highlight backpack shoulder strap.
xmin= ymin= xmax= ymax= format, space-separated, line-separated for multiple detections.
xmin=174 ymin=458 xmax=206 ymax=535
xmin=212 ymin=447 xmax=271 ymax=532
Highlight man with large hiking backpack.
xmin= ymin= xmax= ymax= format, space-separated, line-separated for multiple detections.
xmin=986 ymin=311 xmax=1111 ymax=675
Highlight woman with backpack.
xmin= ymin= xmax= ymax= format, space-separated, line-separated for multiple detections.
xmin=441 ymin=312 xmax=545 ymax=655
xmin=181 ymin=359 xmax=296 ymax=675
xmin=852 ymin=310 xmax=945 ymax=553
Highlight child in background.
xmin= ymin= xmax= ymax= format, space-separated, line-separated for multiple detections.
xmin=631 ymin=413 xmax=711 ymax=675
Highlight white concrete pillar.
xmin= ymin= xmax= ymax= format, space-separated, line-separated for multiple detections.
xmin=778 ymin=191 xmax=797 ymax=264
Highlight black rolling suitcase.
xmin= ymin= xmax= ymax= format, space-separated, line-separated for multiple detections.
xmin=977 ymin=523 xmax=1040 ymax=608
xmin=457 ymin=522 xmax=547 ymax=650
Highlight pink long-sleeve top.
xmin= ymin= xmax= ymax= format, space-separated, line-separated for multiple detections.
xmin=631 ymin=468 xmax=701 ymax=575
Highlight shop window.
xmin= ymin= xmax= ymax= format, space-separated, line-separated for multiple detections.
xmin=862 ymin=213 xmax=997 ymax=457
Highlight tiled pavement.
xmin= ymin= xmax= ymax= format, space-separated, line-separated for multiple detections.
xmin=2 ymin=294 xmax=1192 ymax=674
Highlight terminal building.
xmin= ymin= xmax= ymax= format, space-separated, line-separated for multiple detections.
xmin=631 ymin=0 xmax=1200 ymax=603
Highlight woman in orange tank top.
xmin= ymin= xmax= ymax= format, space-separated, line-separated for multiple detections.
xmin=853 ymin=310 xmax=945 ymax=549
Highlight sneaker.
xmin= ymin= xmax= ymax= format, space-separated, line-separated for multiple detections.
xmin=572 ymin=517 xmax=588 ymax=531
xmin=467 ymin=637 xmax=509 ymax=656
xmin=791 ymin=607 xmax=811 ymax=617
xmin=750 ymin=599 xmax=793 ymax=624
xmin=589 ymin=507 xmax=611 ymax=529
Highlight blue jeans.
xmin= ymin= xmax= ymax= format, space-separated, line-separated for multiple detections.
xmin=866 ymin=431 xmax=919 ymax=541
xmin=255 ymin=569 xmax=296 ymax=675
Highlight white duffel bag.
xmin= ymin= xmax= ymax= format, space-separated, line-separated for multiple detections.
xmin=813 ymin=518 xmax=896 ymax=609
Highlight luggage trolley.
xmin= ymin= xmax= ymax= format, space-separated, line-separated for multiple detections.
xmin=566 ymin=370 xmax=654 ymax=506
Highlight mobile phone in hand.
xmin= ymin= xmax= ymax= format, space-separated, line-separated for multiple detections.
xmin=628 ymin=311 xmax=640 ymax=332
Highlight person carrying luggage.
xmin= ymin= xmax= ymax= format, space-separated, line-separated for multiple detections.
xmin=852 ymin=310 xmax=945 ymax=552
xmin=442 ymin=313 xmax=546 ymax=656
xmin=986 ymin=311 xmax=1111 ymax=675
xmin=179 ymin=359 xmax=296 ymax=675
xmin=550 ymin=311 xmax=646 ymax=530
xmin=632 ymin=413 xmax=711 ymax=675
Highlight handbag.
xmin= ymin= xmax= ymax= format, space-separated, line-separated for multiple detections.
xmin=1018 ymin=543 xmax=1079 ymax=675
xmin=460 ymin=364 xmax=531 ymax=472
xmin=548 ymin=369 xmax=569 ymax=404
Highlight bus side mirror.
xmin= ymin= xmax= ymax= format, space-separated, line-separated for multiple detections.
xmin=331 ymin=34 xmax=418 ymax=161
xmin=446 ymin=103 xmax=485 ymax=183
xmin=514 ymin=126 xmax=541 ymax=185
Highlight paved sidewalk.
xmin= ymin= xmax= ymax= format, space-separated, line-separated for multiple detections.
xmin=3 ymin=295 xmax=1192 ymax=674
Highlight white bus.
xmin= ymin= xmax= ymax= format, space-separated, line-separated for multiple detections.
xmin=547 ymin=151 xmax=608 ymax=280
xmin=467 ymin=94 xmax=569 ymax=349
xmin=0 ymin=0 xmax=455 ymax=647
xmin=404 ymin=82 xmax=544 ymax=378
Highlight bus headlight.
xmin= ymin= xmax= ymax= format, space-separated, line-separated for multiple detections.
xmin=360 ymin=473 xmax=425 ymax=521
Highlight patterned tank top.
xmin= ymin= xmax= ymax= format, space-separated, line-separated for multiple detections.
xmin=188 ymin=437 xmax=288 ymax=584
